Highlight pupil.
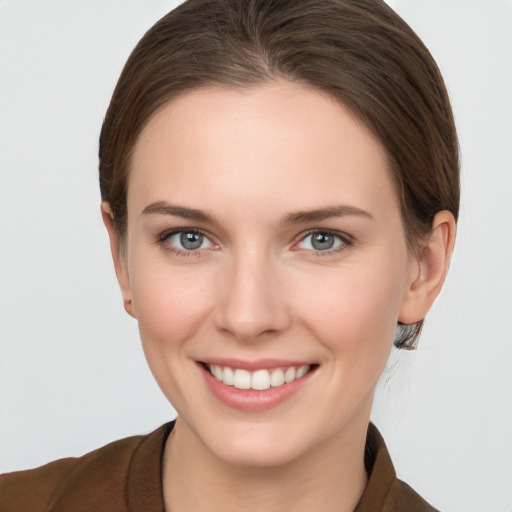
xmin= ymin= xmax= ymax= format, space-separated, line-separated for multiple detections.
xmin=312 ymin=232 xmax=334 ymax=250
xmin=180 ymin=232 xmax=203 ymax=250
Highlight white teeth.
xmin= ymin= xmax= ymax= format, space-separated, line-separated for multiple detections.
xmin=233 ymin=369 xmax=251 ymax=389
xmin=296 ymin=365 xmax=309 ymax=378
xmin=270 ymin=368 xmax=285 ymax=387
xmin=213 ymin=365 xmax=223 ymax=381
xmin=251 ymin=369 xmax=271 ymax=390
xmin=284 ymin=367 xmax=296 ymax=383
xmin=207 ymin=364 xmax=312 ymax=391
xmin=223 ymin=366 xmax=234 ymax=386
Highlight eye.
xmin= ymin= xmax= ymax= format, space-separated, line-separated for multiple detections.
xmin=296 ymin=230 xmax=349 ymax=253
xmin=162 ymin=229 xmax=216 ymax=253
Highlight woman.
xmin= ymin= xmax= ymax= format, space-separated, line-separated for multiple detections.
xmin=0 ymin=0 xmax=458 ymax=510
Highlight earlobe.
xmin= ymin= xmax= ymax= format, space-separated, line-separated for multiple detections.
xmin=399 ymin=210 xmax=456 ymax=325
xmin=100 ymin=202 xmax=136 ymax=318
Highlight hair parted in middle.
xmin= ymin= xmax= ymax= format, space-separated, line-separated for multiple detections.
xmin=99 ymin=0 xmax=459 ymax=349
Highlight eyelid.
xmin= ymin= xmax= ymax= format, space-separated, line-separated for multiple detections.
xmin=157 ymin=227 xmax=219 ymax=254
xmin=155 ymin=227 xmax=352 ymax=257
xmin=293 ymin=228 xmax=353 ymax=254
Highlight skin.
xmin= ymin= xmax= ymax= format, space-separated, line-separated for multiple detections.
xmin=102 ymin=80 xmax=455 ymax=512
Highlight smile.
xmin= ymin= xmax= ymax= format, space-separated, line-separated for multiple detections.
xmin=206 ymin=364 xmax=312 ymax=391
xmin=199 ymin=359 xmax=319 ymax=411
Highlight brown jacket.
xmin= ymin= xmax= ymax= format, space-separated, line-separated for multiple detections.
xmin=0 ymin=422 xmax=439 ymax=511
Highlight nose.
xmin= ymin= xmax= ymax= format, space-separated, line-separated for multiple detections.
xmin=214 ymin=251 xmax=291 ymax=342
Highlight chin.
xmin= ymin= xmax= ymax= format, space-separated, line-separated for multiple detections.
xmin=186 ymin=409 xmax=333 ymax=470
xmin=208 ymin=429 xmax=307 ymax=468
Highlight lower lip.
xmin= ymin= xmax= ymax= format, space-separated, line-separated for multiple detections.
xmin=199 ymin=363 xmax=316 ymax=412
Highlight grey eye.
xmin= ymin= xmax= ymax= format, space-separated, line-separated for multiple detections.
xmin=180 ymin=231 xmax=203 ymax=250
xmin=166 ymin=230 xmax=212 ymax=251
xmin=311 ymin=232 xmax=335 ymax=250
xmin=297 ymin=231 xmax=345 ymax=252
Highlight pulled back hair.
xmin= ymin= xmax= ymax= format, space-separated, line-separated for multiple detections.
xmin=99 ymin=0 xmax=459 ymax=349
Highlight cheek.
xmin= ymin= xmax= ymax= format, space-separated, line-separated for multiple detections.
xmin=296 ymin=256 xmax=407 ymax=355
xmin=127 ymin=258 xmax=216 ymax=408
xmin=296 ymin=261 xmax=406 ymax=416
xmin=129 ymin=257 xmax=213 ymax=349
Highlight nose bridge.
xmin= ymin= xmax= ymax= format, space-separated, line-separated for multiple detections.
xmin=214 ymin=244 xmax=290 ymax=341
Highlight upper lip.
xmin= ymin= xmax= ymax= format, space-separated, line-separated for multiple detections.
xmin=199 ymin=358 xmax=316 ymax=371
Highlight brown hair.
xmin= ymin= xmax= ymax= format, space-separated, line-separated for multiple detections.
xmin=99 ymin=0 xmax=459 ymax=349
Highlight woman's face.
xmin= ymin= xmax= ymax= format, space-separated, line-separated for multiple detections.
xmin=117 ymin=81 xmax=419 ymax=466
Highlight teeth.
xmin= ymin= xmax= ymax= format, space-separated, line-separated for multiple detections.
xmin=251 ymin=369 xmax=271 ymax=390
xmin=223 ymin=366 xmax=234 ymax=386
xmin=284 ymin=367 xmax=296 ymax=383
xmin=207 ymin=364 xmax=311 ymax=391
xmin=213 ymin=365 xmax=223 ymax=381
xmin=270 ymin=368 xmax=285 ymax=387
xmin=296 ymin=365 xmax=309 ymax=378
xmin=233 ymin=369 xmax=251 ymax=389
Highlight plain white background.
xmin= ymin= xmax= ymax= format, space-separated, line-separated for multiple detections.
xmin=0 ymin=1 xmax=511 ymax=511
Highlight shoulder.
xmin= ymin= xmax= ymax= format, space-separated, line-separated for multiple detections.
xmin=0 ymin=423 xmax=172 ymax=512
xmin=387 ymin=479 xmax=440 ymax=512
xmin=0 ymin=435 xmax=142 ymax=512
xmin=355 ymin=423 xmax=440 ymax=512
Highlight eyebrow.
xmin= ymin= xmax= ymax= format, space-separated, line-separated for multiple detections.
xmin=142 ymin=201 xmax=214 ymax=222
xmin=141 ymin=201 xmax=372 ymax=225
xmin=281 ymin=205 xmax=373 ymax=224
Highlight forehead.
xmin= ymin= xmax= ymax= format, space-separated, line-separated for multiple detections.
xmin=128 ymin=81 xmax=398 ymax=221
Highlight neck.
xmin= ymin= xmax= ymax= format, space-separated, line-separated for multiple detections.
xmin=162 ymin=416 xmax=368 ymax=512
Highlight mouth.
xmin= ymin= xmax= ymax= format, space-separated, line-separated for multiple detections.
xmin=202 ymin=362 xmax=315 ymax=391
xmin=198 ymin=359 xmax=318 ymax=412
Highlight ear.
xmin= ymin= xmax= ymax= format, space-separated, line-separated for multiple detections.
xmin=101 ymin=202 xmax=136 ymax=318
xmin=399 ymin=210 xmax=456 ymax=325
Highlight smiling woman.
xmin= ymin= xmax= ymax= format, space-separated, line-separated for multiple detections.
xmin=109 ymin=83 xmax=440 ymax=475
xmin=0 ymin=0 xmax=466 ymax=511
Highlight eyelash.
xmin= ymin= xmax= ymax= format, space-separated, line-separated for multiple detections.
xmin=156 ymin=228 xmax=353 ymax=258
xmin=294 ymin=229 xmax=353 ymax=257
xmin=156 ymin=228 xmax=214 ymax=258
